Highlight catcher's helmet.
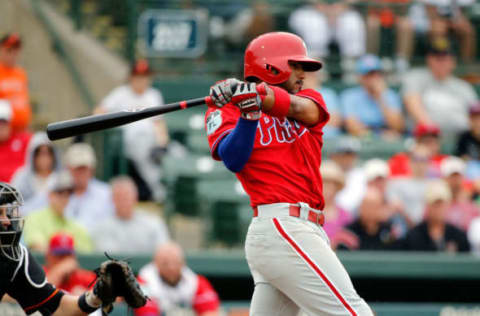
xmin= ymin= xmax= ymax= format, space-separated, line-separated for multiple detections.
xmin=244 ymin=32 xmax=322 ymax=85
xmin=0 ymin=182 xmax=24 ymax=261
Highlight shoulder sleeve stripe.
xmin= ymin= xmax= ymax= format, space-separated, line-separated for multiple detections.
xmin=23 ymin=289 xmax=59 ymax=313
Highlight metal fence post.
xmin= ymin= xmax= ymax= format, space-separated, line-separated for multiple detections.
xmin=125 ymin=0 xmax=137 ymax=62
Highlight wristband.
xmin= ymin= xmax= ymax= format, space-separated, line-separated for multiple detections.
xmin=268 ymin=85 xmax=291 ymax=118
xmin=78 ymin=292 xmax=101 ymax=314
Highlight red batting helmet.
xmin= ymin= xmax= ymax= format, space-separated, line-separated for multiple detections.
xmin=244 ymin=32 xmax=322 ymax=85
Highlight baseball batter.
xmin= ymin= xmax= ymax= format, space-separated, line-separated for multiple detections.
xmin=205 ymin=32 xmax=373 ymax=315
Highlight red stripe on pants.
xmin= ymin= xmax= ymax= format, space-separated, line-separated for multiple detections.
xmin=272 ymin=218 xmax=357 ymax=316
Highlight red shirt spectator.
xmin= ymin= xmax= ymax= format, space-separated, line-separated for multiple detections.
xmin=0 ymin=33 xmax=32 ymax=131
xmin=0 ymin=100 xmax=31 ymax=181
xmin=136 ymin=242 xmax=220 ymax=316
xmin=389 ymin=124 xmax=447 ymax=178
xmin=43 ymin=233 xmax=97 ymax=295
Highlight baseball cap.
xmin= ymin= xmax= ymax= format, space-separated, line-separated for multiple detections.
xmin=48 ymin=232 xmax=75 ymax=255
xmin=64 ymin=143 xmax=96 ymax=168
xmin=425 ymin=180 xmax=452 ymax=204
xmin=413 ymin=123 xmax=440 ymax=138
xmin=0 ymin=33 xmax=21 ymax=49
xmin=131 ymin=59 xmax=153 ymax=76
xmin=48 ymin=170 xmax=74 ymax=192
xmin=440 ymin=156 xmax=466 ymax=177
xmin=469 ymin=101 xmax=480 ymax=115
xmin=356 ymin=54 xmax=382 ymax=75
xmin=321 ymin=160 xmax=345 ymax=187
xmin=364 ymin=159 xmax=389 ymax=181
xmin=333 ymin=137 xmax=361 ymax=154
xmin=427 ymin=37 xmax=452 ymax=56
xmin=0 ymin=100 xmax=12 ymax=121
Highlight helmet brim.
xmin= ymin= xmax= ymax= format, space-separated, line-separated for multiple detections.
xmin=288 ymin=57 xmax=322 ymax=71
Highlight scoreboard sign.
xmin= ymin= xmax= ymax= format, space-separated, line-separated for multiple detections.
xmin=138 ymin=9 xmax=208 ymax=58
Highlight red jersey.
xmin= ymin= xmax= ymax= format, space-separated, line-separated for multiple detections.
xmin=205 ymin=89 xmax=330 ymax=209
xmin=43 ymin=267 xmax=96 ymax=295
xmin=0 ymin=131 xmax=31 ymax=181
xmin=388 ymin=152 xmax=447 ymax=178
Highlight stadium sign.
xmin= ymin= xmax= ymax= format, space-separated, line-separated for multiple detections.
xmin=138 ymin=9 xmax=208 ymax=58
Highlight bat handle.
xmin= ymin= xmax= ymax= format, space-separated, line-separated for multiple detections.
xmin=204 ymin=96 xmax=215 ymax=107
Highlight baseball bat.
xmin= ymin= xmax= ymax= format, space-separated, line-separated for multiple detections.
xmin=46 ymin=96 xmax=214 ymax=141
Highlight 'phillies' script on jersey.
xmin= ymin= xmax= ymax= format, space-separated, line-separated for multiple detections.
xmin=205 ymin=89 xmax=330 ymax=209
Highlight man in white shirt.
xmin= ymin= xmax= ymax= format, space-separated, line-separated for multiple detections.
xmin=91 ymin=176 xmax=169 ymax=255
xmin=95 ymin=59 xmax=169 ymax=202
xmin=402 ymin=37 xmax=477 ymax=135
xmin=64 ymin=143 xmax=114 ymax=230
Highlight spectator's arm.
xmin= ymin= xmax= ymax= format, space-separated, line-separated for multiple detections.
xmin=345 ymin=117 xmax=369 ymax=137
xmin=377 ymin=96 xmax=404 ymax=133
xmin=403 ymin=93 xmax=433 ymax=125
xmin=153 ymin=119 xmax=169 ymax=147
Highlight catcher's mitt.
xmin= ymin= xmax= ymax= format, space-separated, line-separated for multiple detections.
xmin=93 ymin=256 xmax=147 ymax=315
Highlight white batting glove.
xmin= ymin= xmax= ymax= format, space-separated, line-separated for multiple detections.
xmin=231 ymin=82 xmax=263 ymax=121
xmin=209 ymin=78 xmax=241 ymax=108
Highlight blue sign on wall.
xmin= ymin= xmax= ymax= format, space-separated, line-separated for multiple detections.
xmin=138 ymin=9 xmax=208 ymax=58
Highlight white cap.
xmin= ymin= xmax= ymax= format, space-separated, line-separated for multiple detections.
xmin=64 ymin=143 xmax=96 ymax=168
xmin=321 ymin=160 xmax=345 ymax=187
xmin=48 ymin=170 xmax=74 ymax=192
xmin=425 ymin=180 xmax=452 ymax=204
xmin=440 ymin=156 xmax=466 ymax=177
xmin=0 ymin=100 xmax=12 ymax=121
xmin=364 ymin=159 xmax=389 ymax=181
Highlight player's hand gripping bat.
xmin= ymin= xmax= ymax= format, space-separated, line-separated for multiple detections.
xmin=46 ymin=96 xmax=214 ymax=141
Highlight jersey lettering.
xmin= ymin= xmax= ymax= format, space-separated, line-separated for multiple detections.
xmin=258 ymin=117 xmax=306 ymax=146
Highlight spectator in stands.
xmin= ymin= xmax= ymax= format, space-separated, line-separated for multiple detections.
xmin=389 ymin=123 xmax=447 ymax=178
xmin=364 ymin=158 xmax=409 ymax=236
xmin=401 ymin=180 xmax=470 ymax=252
xmin=43 ymin=233 xmax=97 ymax=295
xmin=64 ymin=143 xmax=114 ymax=230
xmin=440 ymin=156 xmax=480 ymax=231
xmin=136 ymin=242 xmax=220 ymax=316
xmin=0 ymin=100 xmax=31 ymax=182
xmin=288 ymin=0 xmax=366 ymax=59
xmin=387 ymin=144 xmax=433 ymax=226
xmin=94 ymin=59 xmax=168 ymax=202
xmin=468 ymin=217 xmax=480 ymax=255
xmin=305 ymin=72 xmax=342 ymax=138
xmin=334 ymin=187 xmax=399 ymax=250
xmin=408 ymin=0 xmax=476 ymax=61
xmin=11 ymin=132 xmax=62 ymax=202
xmin=224 ymin=1 xmax=275 ymax=47
xmin=366 ymin=0 xmax=413 ymax=72
xmin=402 ymin=37 xmax=478 ymax=135
xmin=0 ymin=33 xmax=31 ymax=131
xmin=341 ymin=54 xmax=404 ymax=137
xmin=330 ymin=137 xmax=366 ymax=215
xmin=91 ymin=176 xmax=169 ymax=255
xmin=23 ymin=171 xmax=93 ymax=253
xmin=456 ymin=101 xmax=480 ymax=163
xmin=321 ymin=160 xmax=352 ymax=240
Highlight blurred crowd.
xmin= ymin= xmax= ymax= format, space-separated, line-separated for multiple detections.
xmin=1 ymin=0 xmax=480 ymax=313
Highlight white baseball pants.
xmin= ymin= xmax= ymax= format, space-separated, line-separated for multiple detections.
xmin=245 ymin=203 xmax=373 ymax=316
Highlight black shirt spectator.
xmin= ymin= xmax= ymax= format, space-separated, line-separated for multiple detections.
xmin=337 ymin=220 xmax=397 ymax=250
xmin=402 ymin=222 xmax=470 ymax=252
xmin=456 ymin=102 xmax=480 ymax=160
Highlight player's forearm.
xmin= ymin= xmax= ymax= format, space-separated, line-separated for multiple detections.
xmin=53 ymin=294 xmax=88 ymax=316
xmin=261 ymin=87 xmax=320 ymax=126
xmin=154 ymin=120 xmax=169 ymax=146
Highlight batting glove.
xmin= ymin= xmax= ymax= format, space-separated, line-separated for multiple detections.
xmin=231 ymin=82 xmax=263 ymax=120
xmin=209 ymin=78 xmax=241 ymax=108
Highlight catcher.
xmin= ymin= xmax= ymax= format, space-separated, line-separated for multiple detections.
xmin=0 ymin=182 xmax=147 ymax=315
